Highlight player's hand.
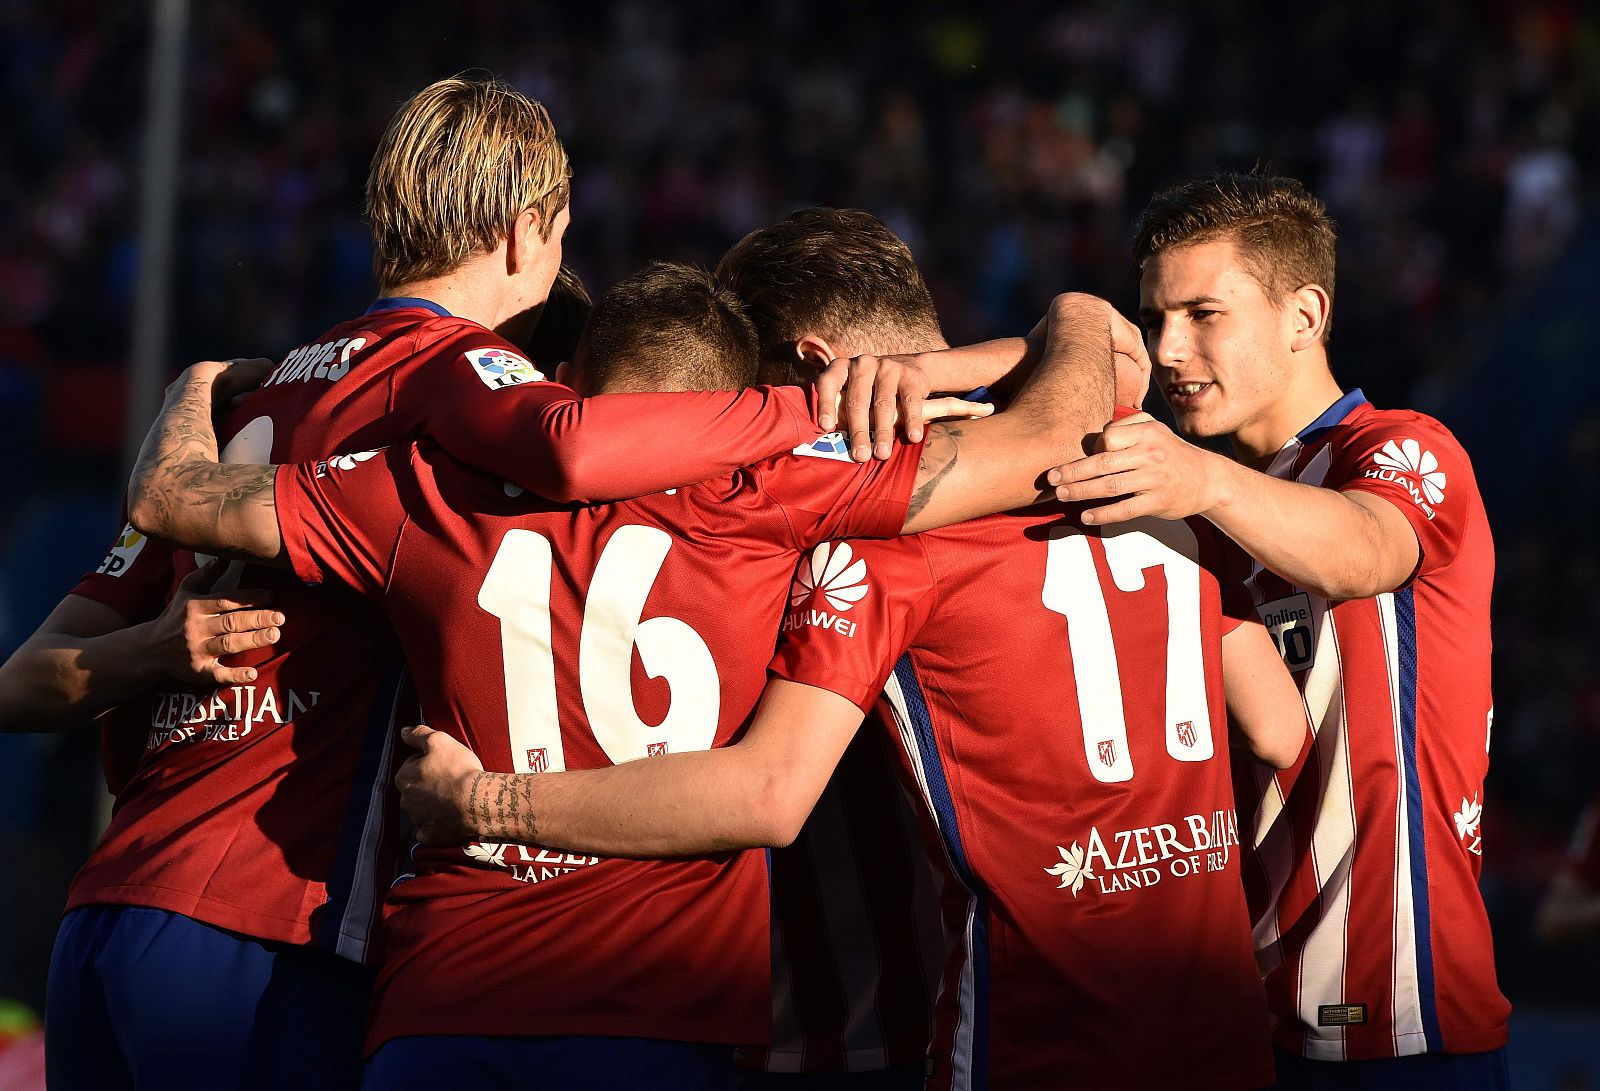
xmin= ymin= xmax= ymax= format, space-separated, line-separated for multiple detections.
xmin=210 ymin=357 xmax=275 ymax=413
xmin=1047 ymin=412 xmax=1225 ymax=524
xmin=1042 ymin=293 xmax=1149 ymax=408
xmin=396 ymin=724 xmax=484 ymax=844
xmin=815 ymin=354 xmax=992 ymax=462
xmin=150 ymin=559 xmax=283 ymax=686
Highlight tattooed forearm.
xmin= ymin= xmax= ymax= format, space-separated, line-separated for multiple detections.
xmin=467 ymin=770 xmax=487 ymax=838
xmin=906 ymin=424 xmax=964 ymax=522
xmin=127 ymin=366 xmax=282 ymax=560
xmin=469 ymin=772 xmax=541 ymax=843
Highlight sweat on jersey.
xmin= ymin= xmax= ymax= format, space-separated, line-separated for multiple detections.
xmin=1236 ymin=389 xmax=1510 ymax=1061
xmin=66 ymin=298 xmax=830 ymax=963
xmin=272 ymin=434 xmax=922 ymax=1051
xmin=769 ymin=507 xmax=1275 ymax=1091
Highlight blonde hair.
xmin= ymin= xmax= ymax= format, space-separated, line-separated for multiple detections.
xmin=366 ymin=75 xmax=571 ymax=290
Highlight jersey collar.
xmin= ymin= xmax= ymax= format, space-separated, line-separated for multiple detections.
xmin=366 ymin=296 xmax=452 ymax=318
xmin=1296 ymin=387 xmax=1367 ymax=445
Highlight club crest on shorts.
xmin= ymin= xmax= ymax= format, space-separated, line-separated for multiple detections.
xmin=1097 ymin=739 xmax=1117 ymax=767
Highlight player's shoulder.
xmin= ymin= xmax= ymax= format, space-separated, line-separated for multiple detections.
xmin=1330 ymin=402 xmax=1468 ymax=454
xmin=411 ymin=315 xmax=545 ymax=382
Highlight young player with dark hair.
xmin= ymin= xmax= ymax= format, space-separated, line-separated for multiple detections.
xmin=1053 ymin=172 xmax=1511 ymax=1087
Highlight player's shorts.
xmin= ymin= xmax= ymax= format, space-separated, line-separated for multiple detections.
xmin=363 ymin=1034 xmax=746 ymax=1090
xmin=1270 ymin=1045 xmax=1511 ymax=1090
xmin=736 ymin=1067 xmax=926 ymax=1090
xmin=46 ymin=904 xmax=373 ymax=1091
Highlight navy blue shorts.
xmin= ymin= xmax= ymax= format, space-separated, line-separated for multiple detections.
xmin=1271 ymin=1045 xmax=1511 ymax=1090
xmin=364 ymin=1034 xmax=745 ymax=1090
xmin=47 ymin=904 xmax=373 ymax=1091
xmin=736 ymin=1068 xmax=926 ymax=1091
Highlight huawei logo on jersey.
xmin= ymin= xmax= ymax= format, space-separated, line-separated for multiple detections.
xmin=1364 ymin=438 xmax=1446 ymax=518
xmin=783 ymin=542 xmax=869 ymax=639
xmin=790 ymin=541 xmax=869 ymax=611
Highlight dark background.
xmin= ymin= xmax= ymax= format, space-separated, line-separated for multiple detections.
xmin=1 ymin=1 xmax=1597 ymax=1082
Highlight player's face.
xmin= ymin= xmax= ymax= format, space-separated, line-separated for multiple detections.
xmin=1138 ymin=238 xmax=1297 ymax=443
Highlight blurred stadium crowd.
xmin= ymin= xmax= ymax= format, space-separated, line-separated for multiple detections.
xmin=1 ymin=0 xmax=1598 ymax=1033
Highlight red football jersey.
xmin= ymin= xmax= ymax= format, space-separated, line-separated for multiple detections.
xmin=273 ymin=435 xmax=921 ymax=1050
xmin=1237 ymin=391 xmax=1510 ymax=1061
xmin=770 ymin=511 xmax=1274 ymax=1091
xmin=65 ymin=298 xmax=827 ymax=962
xmin=747 ymin=726 xmax=947 ymax=1074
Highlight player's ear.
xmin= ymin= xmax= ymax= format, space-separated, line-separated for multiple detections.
xmin=554 ymin=359 xmax=577 ymax=390
xmin=794 ymin=334 xmax=840 ymax=377
xmin=1288 ymin=283 xmax=1330 ymax=352
xmin=505 ymin=207 xmax=542 ymax=276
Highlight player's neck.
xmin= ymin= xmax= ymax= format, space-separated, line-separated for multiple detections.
xmin=384 ymin=256 xmax=522 ymax=336
xmin=1228 ymin=358 xmax=1343 ymax=469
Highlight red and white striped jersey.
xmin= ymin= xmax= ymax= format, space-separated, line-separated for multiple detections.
xmin=1238 ymin=389 xmax=1511 ymax=1061
xmin=744 ymin=723 xmax=947 ymax=1074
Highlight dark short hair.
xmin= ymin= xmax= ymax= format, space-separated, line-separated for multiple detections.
xmin=522 ymin=264 xmax=592 ymax=371
xmin=715 ymin=207 xmax=942 ymax=382
xmin=577 ymin=262 xmax=758 ymax=393
xmin=1134 ymin=173 xmax=1337 ymax=342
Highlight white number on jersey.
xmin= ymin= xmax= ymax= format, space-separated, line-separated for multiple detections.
xmin=1041 ymin=519 xmax=1212 ymax=783
xmin=478 ymin=526 xmax=721 ymax=773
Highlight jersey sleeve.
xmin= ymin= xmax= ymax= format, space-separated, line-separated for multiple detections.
xmin=394 ymin=326 xmax=824 ymax=503
xmin=69 ymin=514 xmax=179 ymax=622
xmin=273 ymin=446 xmax=411 ymax=597
xmin=757 ymin=436 xmax=925 ymax=549
xmin=769 ymin=537 xmax=937 ymax=712
xmin=1323 ymin=413 xmax=1475 ymax=575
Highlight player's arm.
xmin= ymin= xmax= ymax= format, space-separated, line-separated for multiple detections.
xmin=849 ymin=290 xmax=1151 ymax=434
xmin=1051 ymin=413 xmax=1420 ymax=600
xmin=0 ymin=568 xmax=282 ymax=733
xmin=897 ymin=293 xmax=1120 ymax=534
xmin=396 ymin=679 xmax=865 ymax=855
xmin=1220 ymin=618 xmax=1307 ymax=769
xmin=126 ymin=362 xmax=288 ymax=565
xmin=417 ymin=339 xmax=989 ymax=503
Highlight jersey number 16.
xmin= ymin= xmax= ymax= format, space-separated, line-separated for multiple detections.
xmin=479 ymin=526 xmax=721 ymax=774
